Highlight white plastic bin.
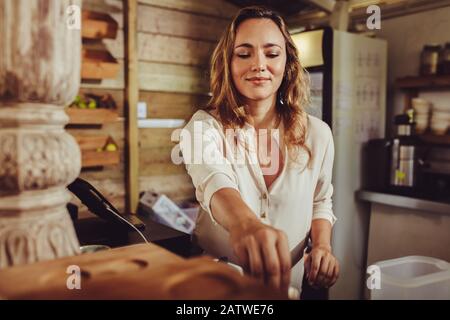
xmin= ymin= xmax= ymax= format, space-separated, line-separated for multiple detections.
xmin=370 ymin=256 xmax=450 ymax=300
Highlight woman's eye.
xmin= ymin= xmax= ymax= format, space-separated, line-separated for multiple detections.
xmin=236 ymin=53 xmax=250 ymax=59
xmin=266 ymin=53 xmax=280 ymax=58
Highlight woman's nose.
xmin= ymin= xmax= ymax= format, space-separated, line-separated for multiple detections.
xmin=251 ymin=52 xmax=267 ymax=72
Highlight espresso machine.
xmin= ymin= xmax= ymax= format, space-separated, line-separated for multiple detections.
xmin=363 ymin=114 xmax=424 ymax=195
xmin=364 ymin=114 xmax=450 ymax=201
xmin=389 ymin=114 xmax=424 ymax=191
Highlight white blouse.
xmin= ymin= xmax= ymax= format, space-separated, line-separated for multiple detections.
xmin=179 ymin=110 xmax=336 ymax=290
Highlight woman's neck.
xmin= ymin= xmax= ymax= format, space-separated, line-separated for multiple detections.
xmin=244 ymin=95 xmax=278 ymax=131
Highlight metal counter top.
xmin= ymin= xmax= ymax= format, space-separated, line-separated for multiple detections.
xmin=355 ymin=190 xmax=450 ymax=215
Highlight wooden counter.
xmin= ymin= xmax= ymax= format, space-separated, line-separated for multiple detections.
xmin=0 ymin=243 xmax=286 ymax=300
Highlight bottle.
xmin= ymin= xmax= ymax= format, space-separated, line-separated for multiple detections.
xmin=420 ymin=44 xmax=441 ymax=76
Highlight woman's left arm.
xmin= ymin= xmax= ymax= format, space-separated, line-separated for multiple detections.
xmin=305 ymin=219 xmax=340 ymax=288
xmin=304 ymin=125 xmax=339 ymax=288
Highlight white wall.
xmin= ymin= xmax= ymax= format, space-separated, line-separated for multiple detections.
xmin=374 ymin=6 xmax=450 ymax=136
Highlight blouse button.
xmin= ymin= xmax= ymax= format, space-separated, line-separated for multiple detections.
xmin=261 ymin=212 xmax=267 ymax=219
xmin=262 ymin=193 xmax=267 ymax=200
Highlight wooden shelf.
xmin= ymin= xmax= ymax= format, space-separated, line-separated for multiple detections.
xmin=419 ymin=133 xmax=450 ymax=146
xmin=70 ymin=133 xmax=120 ymax=168
xmin=82 ymin=10 xmax=118 ymax=40
xmin=396 ymin=75 xmax=450 ymax=89
xmin=82 ymin=48 xmax=120 ymax=80
xmin=82 ymin=150 xmax=120 ymax=168
xmin=66 ymin=108 xmax=118 ymax=125
xmin=72 ymin=134 xmax=109 ymax=151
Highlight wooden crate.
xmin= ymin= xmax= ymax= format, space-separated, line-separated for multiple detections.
xmin=82 ymin=10 xmax=118 ymax=40
xmin=82 ymin=48 xmax=120 ymax=80
xmin=69 ymin=133 xmax=120 ymax=168
xmin=66 ymin=108 xmax=119 ymax=125
xmin=82 ymin=150 xmax=120 ymax=168
xmin=72 ymin=134 xmax=109 ymax=151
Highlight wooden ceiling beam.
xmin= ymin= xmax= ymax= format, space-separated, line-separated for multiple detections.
xmin=303 ymin=0 xmax=336 ymax=13
xmin=288 ymin=0 xmax=450 ymax=32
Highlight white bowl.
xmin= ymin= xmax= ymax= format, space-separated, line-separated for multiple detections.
xmin=432 ymin=111 xmax=450 ymax=121
xmin=430 ymin=121 xmax=449 ymax=135
xmin=433 ymin=104 xmax=450 ymax=113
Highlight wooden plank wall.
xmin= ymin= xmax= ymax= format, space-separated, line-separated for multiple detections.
xmin=69 ymin=0 xmax=126 ymax=218
xmin=137 ymin=0 xmax=239 ymax=203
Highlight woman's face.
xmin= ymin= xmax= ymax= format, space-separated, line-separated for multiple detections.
xmin=231 ymin=18 xmax=287 ymax=104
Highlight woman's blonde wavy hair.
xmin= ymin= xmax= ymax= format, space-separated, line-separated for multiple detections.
xmin=206 ymin=6 xmax=311 ymax=163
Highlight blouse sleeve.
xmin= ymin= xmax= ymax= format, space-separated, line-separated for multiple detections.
xmin=312 ymin=127 xmax=337 ymax=225
xmin=179 ymin=114 xmax=240 ymax=225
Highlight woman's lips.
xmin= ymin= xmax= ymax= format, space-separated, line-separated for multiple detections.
xmin=246 ymin=77 xmax=270 ymax=85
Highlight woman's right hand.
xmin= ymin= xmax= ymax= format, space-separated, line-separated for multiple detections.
xmin=228 ymin=219 xmax=292 ymax=291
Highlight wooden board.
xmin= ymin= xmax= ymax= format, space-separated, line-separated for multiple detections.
xmin=139 ymin=144 xmax=187 ymax=176
xmin=82 ymin=48 xmax=120 ymax=80
xmin=139 ymin=127 xmax=181 ymax=149
xmin=0 ymin=243 xmax=286 ymax=300
xmin=82 ymin=10 xmax=119 ymax=39
xmin=68 ymin=122 xmax=125 ymax=149
xmin=138 ymin=61 xmax=209 ymax=94
xmin=81 ymin=59 xmax=125 ymax=90
xmin=139 ymin=174 xmax=195 ymax=202
xmin=104 ymin=31 xmax=125 ymax=59
xmin=140 ymin=163 xmax=187 ymax=176
xmin=138 ymin=0 xmax=239 ymax=19
xmin=140 ymin=146 xmax=178 ymax=165
xmin=72 ymin=134 xmax=109 ymax=151
xmin=137 ymin=5 xmax=230 ymax=42
xmin=66 ymin=108 xmax=120 ymax=125
xmin=83 ymin=32 xmax=125 ymax=60
xmin=138 ymin=33 xmax=216 ymax=67
xmin=396 ymin=75 xmax=450 ymax=89
xmin=139 ymin=91 xmax=207 ymax=119
xmin=125 ymin=0 xmax=140 ymax=214
xmin=82 ymin=150 xmax=120 ymax=167
xmin=82 ymin=0 xmax=124 ymax=28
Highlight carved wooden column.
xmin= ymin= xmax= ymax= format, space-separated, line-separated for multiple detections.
xmin=0 ymin=0 xmax=82 ymax=268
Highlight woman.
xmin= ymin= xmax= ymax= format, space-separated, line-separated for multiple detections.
xmin=179 ymin=6 xmax=339 ymax=294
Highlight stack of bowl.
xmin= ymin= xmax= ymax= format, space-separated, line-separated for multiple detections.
xmin=412 ymin=98 xmax=431 ymax=134
xmin=431 ymin=103 xmax=450 ymax=135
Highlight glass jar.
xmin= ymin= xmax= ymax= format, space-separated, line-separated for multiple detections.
xmin=438 ymin=42 xmax=450 ymax=75
xmin=420 ymin=44 xmax=441 ymax=76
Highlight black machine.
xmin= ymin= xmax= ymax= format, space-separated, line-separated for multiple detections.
xmin=67 ymin=178 xmax=147 ymax=243
xmin=364 ymin=115 xmax=450 ymax=201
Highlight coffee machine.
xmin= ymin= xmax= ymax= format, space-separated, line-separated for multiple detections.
xmin=389 ymin=114 xmax=424 ymax=191
xmin=364 ymin=114 xmax=450 ymax=201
